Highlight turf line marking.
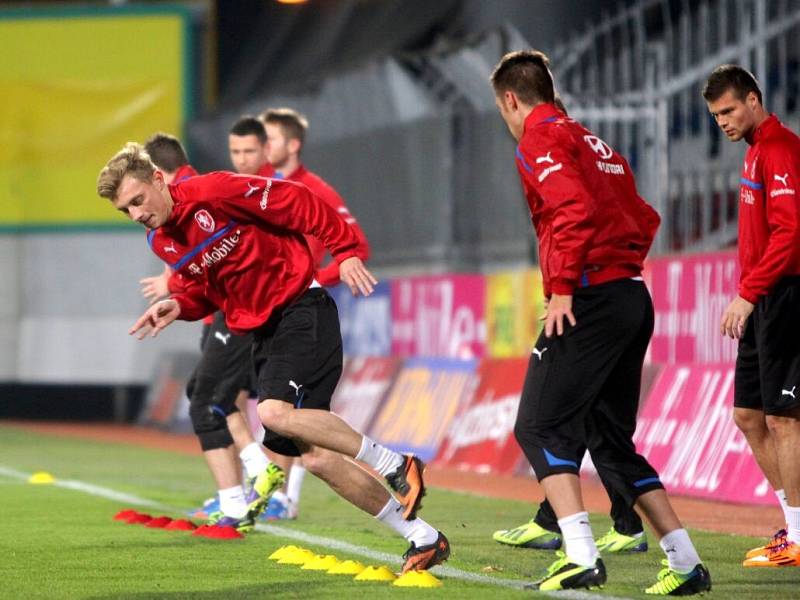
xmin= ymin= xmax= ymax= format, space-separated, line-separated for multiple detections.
xmin=0 ymin=464 xmax=629 ymax=599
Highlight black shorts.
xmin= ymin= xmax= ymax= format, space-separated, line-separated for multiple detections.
xmin=514 ymin=278 xmax=662 ymax=502
xmin=734 ymin=276 xmax=800 ymax=415
xmin=186 ymin=311 xmax=255 ymax=415
xmin=253 ymin=288 xmax=343 ymax=456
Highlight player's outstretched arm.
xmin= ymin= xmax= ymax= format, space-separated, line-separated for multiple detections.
xmin=339 ymin=256 xmax=377 ymax=297
xmin=129 ymin=299 xmax=181 ymax=339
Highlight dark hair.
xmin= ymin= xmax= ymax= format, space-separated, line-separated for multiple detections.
xmin=702 ymin=64 xmax=762 ymax=104
xmin=143 ymin=133 xmax=188 ymax=173
xmin=490 ymin=50 xmax=555 ymax=105
xmin=260 ymin=107 xmax=308 ymax=146
xmin=553 ymin=95 xmax=568 ymax=116
xmin=229 ymin=116 xmax=267 ymax=144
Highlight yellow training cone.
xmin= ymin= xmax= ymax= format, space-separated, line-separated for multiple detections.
xmin=268 ymin=545 xmax=300 ymax=561
xmin=354 ymin=565 xmax=397 ymax=582
xmin=277 ymin=548 xmax=316 ymax=565
xmin=327 ymin=559 xmax=366 ymax=575
xmin=28 ymin=472 xmax=55 ymax=485
xmin=301 ymin=554 xmax=340 ymax=571
xmin=393 ymin=570 xmax=443 ymax=588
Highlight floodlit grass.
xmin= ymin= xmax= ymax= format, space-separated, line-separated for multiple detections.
xmin=1 ymin=425 xmax=796 ymax=599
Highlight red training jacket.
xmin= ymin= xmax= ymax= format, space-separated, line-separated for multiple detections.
xmin=737 ymin=114 xmax=800 ymax=303
xmin=257 ymin=162 xmax=275 ymax=178
xmin=147 ymin=171 xmax=360 ymax=333
xmin=282 ymin=164 xmax=370 ymax=286
xmin=514 ymin=103 xmax=660 ymax=297
xmin=172 ymin=164 xmax=199 ymax=183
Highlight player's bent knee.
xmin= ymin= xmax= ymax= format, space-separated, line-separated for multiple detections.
xmin=765 ymin=413 xmax=800 ymax=437
xmin=299 ymin=447 xmax=338 ymax=478
xmin=258 ymin=399 xmax=292 ymax=433
xmin=197 ymin=428 xmax=234 ymax=451
xmin=733 ymin=407 xmax=766 ymax=434
xmin=189 ymin=403 xmax=234 ymax=451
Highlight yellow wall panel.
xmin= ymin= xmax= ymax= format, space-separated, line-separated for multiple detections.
xmin=0 ymin=11 xmax=187 ymax=227
xmin=486 ymin=268 xmax=547 ymax=357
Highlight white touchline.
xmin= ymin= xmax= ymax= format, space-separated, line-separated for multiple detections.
xmin=0 ymin=464 xmax=629 ymax=599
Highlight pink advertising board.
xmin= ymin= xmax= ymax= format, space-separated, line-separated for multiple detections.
xmin=434 ymin=358 xmax=528 ymax=475
xmin=634 ymin=364 xmax=773 ymax=505
xmin=646 ymin=251 xmax=739 ymax=364
xmin=391 ymin=274 xmax=486 ymax=358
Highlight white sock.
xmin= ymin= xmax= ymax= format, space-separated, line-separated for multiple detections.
xmin=239 ymin=442 xmax=270 ymax=480
xmin=375 ymin=497 xmax=438 ymax=547
xmin=356 ymin=436 xmax=403 ymax=477
xmin=218 ymin=485 xmax=248 ymax=519
xmin=776 ymin=489 xmax=789 ymax=523
xmin=785 ymin=505 xmax=800 ymax=544
xmin=558 ymin=512 xmax=598 ymax=567
xmin=287 ymin=465 xmax=307 ymax=510
xmin=660 ymin=528 xmax=701 ymax=573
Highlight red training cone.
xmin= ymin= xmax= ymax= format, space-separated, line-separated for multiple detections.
xmin=192 ymin=524 xmax=213 ymax=537
xmin=165 ymin=519 xmax=197 ymax=531
xmin=144 ymin=516 xmax=173 ymax=528
xmin=126 ymin=513 xmax=153 ymax=525
xmin=205 ymin=525 xmax=244 ymax=539
xmin=113 ymin=509 xmax=138 ymax=521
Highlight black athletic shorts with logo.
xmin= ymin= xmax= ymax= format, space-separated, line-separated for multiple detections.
xmin=735 ymin=276 xmax=800 ymax=415
xmin=514 ymin=278 xmax=663 ymax=504
xmin=186 ymin=310 xmax=255 ymax=417
xmin=253 ymin=288 xmax=344 ymax=457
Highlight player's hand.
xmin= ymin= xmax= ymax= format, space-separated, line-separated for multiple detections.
xmin=339 ymin=257 xmax=377 ymax=297
xmin=544 ymin=293 xmax=576 ymax=337
xmin=139 ymin=265 xmax=172 ymax=304
xmin=539 ymin=298 xmax=549 ymax=321
xmin=129 ymin=299 xmax=181 ymax=339
xmin=720 ymin=295 xmax=754 ymax=339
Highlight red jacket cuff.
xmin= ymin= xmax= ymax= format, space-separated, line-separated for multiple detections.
xmin=550 ymin=279 xmax=576 ymax=295
xmin=738 ymin=287 xmax=760 ymax=305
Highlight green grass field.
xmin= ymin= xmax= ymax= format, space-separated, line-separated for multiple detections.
xmin=1 ymin=425 xmax=796 ymax=599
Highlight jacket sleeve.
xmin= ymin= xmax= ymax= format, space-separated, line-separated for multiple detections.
xmin=187 ymin=171 xmax=361 ymax=265
xmin=521 ymin=134 xmax=596 ymax=294
xmin=169 ymin=274 xmax=217 ymax=321
xmin=166 ymin=270 xmax=187 ymax=295
xmin=739 ymin=147 xmax=800 ymax=303
xmin=172 ymin=284 xmax=218 ymax=321
xmin=313 ymin=184 xmax=371 ymax=286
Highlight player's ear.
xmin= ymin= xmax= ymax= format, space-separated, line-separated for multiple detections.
xmin=505 ymin=90 xmax=519 ymax=111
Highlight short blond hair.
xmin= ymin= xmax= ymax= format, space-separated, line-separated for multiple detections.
xmin=97 ymin=142 xmax=156 ymax=200
xmin=259 ymin=107 xmax=309 ymax=144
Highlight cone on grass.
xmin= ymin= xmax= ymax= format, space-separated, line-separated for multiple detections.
xmin=113 ymin=509 xmax=139 ymax=521
xmin=353 ymin=566 xmax=396 ymax=581
xmin=301 ymin=555 xmax=340 ymax=571
xmin=165 ymin=519 xmax=196 ymax=531
xmin=144 ymin=516 xmax=173 ymax=528
xmin=268 ymin=545 xmax=300 ymax=561
xmin=393 ymin=570 xmax=443 ymax=588
xmin=277 ymin=548 xmax=316 ymax=565
xmin=28 ymin=472 xmax=55 ymax=485
xmin=192 ymin=525 xmax=243 ymax=539
xmin=327 ymin=559 xmax=366 ymax=575
xmin=204 ymin=525 xmax=243 ymax=539
xmin=126 ymin=513 xmax=153 ymax=525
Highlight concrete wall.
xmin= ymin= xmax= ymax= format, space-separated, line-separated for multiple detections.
xmin=3 ymin=231 xmax=201 ymax=384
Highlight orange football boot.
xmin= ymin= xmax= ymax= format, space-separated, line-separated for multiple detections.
xmin=743 ymin=539 xmax=800 ymax=567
